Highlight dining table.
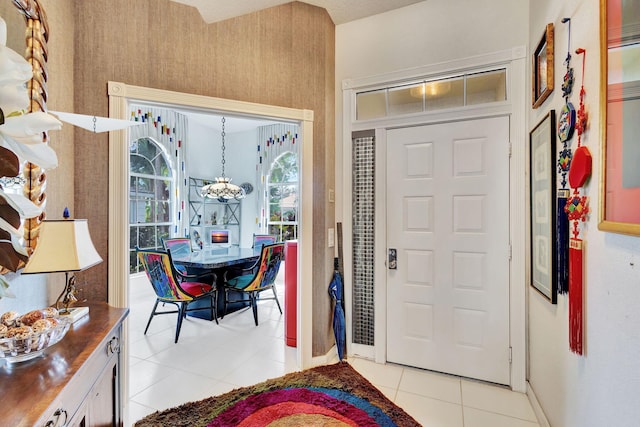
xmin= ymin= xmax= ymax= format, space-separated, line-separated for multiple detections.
xmin=172 ymin=246 xmax=261 ymax=319
xmin=173 ymin=245 xmax=261 ymax=270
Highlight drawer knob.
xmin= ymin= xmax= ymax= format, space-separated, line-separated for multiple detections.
xmin=44 ymin=408 xmax=68 ymax=427
xmin=107 ymin=336 xmax=120 ymax=355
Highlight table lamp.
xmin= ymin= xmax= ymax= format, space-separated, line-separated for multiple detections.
xmin=22 ymin=218 xmax=102 ymax=322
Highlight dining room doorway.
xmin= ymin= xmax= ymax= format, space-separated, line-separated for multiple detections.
xmin=107 ymin=82 xmax=316 ymax=379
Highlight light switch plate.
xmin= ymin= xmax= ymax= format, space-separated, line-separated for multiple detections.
xmin=328 ymin=228 xmax=335 ymax=247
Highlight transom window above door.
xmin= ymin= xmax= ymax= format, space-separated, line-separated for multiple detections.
xmin=355 ymin=68 xmax=507 ymax=121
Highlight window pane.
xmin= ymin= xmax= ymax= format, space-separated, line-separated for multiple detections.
xmin=130 ymin=176 xmax=137 ymax=195
xmin=137 ymin=138 xmax=158 ymax=160
xmin=130 ymin=250 xmax=140 ymax=274
xmin=282 ymin=225 xmax=296 ymax=241
xmin=269 ymin=186 xmax=282 ymax=201
xmin=356 ymin=90 xmax=386 ymax=120
xmin=277 ymin=152 xmax=298 ymax=183
xmin=136 ymin=177 xmax=152 ymax=194
xmin=154 ymin=155 xmax=171 ymax=177
xmin=156 ymin=201 xmax=170 ymax=222
xmin=282 ymin=208 xmax=296 ymax=222
xmin=466 ymin=69 xmax=507 ymax=105
xmin=129 ymin=199 xmax=138 ymax=224
xmin=131 ymin=154 xmax=153 ymax=174
xmin=425 ymin=77 xmax=464 ymax=110
xmin=130 ymin=226 xmax=138 ymax=250
xmin=388 ymin=83 xmax=424 ymax=116
xmin=269 ymin=204 xmax=281 ymax=221
xmin=269 ymin=224 xmax=282 ymax=240
xmin=280 ymin=185 xmax=297 ymax=207
xmin=138 ymin=226 xmax=155 ymax=248
xmin=157 ymin=226 xmax=170 ymax=247
xmin=140 ymin=199 xmax=155 ymax=223
xmin=154 ymin=179 xmax=170 ymax=200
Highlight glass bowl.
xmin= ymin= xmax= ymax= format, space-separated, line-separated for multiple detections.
xmin=0 ymin=317 xmax=71 ymax=363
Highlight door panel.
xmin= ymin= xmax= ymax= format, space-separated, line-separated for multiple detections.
xmin=386 ymin=116 xmax=510 ymax=385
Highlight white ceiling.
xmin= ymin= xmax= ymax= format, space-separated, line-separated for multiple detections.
xmin=169 ymin=0 xmax=426 ymax=25
xmin=179 ymin=110 xmax=281 ymax=133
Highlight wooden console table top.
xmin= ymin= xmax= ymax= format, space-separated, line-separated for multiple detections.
xmin=0 ymin=302 xmax=128 ymax=427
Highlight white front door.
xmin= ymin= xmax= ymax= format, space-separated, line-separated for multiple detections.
xmin=386 ymin=116 xmax=511 ymax=385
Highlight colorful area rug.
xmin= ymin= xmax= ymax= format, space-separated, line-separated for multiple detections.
xmin=134 ymin=362 xmax=421 ymax=426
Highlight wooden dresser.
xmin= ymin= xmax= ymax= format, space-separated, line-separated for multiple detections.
xmin=0 ymin=303 xmax=128 ymax=427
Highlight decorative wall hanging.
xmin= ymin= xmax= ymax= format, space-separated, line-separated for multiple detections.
xmin=564 ymin=48 xmax=591 ymax=355
xmin=255 ymin=123 xmax=299 ymax=230
xmin=556 ymin=17 xmax=575 ymax=295
xmin=530 ymin=111 xmax=557 ymax=303
xmin=533 ymin=23 xmax=554 ymax=108
xmin=130 ymin=107 xmax=189 ymax=237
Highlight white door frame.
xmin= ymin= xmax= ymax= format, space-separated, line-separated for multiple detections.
xmin=342 ymin=47 xmax=528 ymax=391
xmin=107 ymin=82 xmax=315 ymax=372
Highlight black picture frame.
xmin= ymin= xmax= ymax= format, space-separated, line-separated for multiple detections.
xmin=530 ymin=110 xmax=557 ymax=303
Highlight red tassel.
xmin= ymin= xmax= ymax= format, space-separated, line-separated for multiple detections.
xmin=569 ymin=238 xmax=583 ymax=354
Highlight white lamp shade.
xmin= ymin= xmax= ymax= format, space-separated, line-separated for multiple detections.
xmin=23 ymin=219 xmax=103 ymax=274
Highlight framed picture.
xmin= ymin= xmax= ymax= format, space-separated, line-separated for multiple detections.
xmin=530 ymin=111 xmax=557 ymax=303
xmin=532 ymin=23 xmax=554 ymax=109
xmin=598 ymin=0 xmax=640 ymax=235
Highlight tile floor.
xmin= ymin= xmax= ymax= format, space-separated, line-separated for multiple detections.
xmin=126 ymin=269 xmax=540 ymax=427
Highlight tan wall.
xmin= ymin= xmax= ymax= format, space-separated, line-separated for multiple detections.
xmin=42 ymin=0 xmax=335 ymax=356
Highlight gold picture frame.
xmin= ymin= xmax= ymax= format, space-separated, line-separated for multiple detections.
xmin=532 ymin=23 xmax=554 ymax=109
xmin=598 ymin=0 xmax=640 ymax=236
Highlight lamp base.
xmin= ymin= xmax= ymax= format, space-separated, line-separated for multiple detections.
xmin=59 ymin=306 xmax=89 ymax=323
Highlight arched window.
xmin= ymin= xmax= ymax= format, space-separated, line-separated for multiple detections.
xmin=129 ymin=137 xmax=174 ymax=273
xmin=267 ymin=151 xmax=298 ymax=241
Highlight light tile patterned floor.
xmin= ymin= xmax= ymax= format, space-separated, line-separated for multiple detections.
xmin=126 ymin=270 xmax=539 ymax=427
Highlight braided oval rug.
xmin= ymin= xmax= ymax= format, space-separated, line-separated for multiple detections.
xmin=134 ymin=362 xmax=421 ymax=427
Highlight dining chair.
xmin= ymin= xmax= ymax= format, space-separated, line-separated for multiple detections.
xmin=137 ymin=248 xmax=218 ymax=343
xmin=163 ymin=237 xmax=192 ymax=259
xmin=222 ymin=243 xmax=284 ymax=326
xmin=252 ymin=233 xmax=277 ymax=250
xmin=162 ymin=237 xmax=192 ymax=274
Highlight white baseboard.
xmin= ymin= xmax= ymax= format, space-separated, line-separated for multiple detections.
xmin=527 ymin=382 xmax=551 ymax=427
xmin=310 ymin=345 xmax=340 ymax=367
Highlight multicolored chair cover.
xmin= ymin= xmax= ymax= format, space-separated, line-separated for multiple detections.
xmin=223 ymin=243 xmax=284 ymax=326
xmin=163 ymin=237 xmax=192 ymax=260
xmin=137 ymin=249 xmax=218 ymax=343
xmin=162 ymin=237 xmax=192 ymax=275
xmin=252 ymin=234 xmax=276 ymax=250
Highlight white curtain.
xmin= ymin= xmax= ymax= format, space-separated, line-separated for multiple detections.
xmin=129 ymin=106 xmax=189 ymax=237
xmin=255 ymin=123 xmax=300 ymax=231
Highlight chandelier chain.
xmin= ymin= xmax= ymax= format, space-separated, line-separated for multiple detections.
xmin=220 ymin=117 xmax=226 ymax=177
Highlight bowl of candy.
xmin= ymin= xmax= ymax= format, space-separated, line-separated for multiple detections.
xmin=0 ymin=308 xmax=71 ymax=363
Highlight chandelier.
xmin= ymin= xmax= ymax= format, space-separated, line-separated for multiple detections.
xmin=200 ymin=117 xmax=246 ymax=201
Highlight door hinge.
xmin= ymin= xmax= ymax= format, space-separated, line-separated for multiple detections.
xmin=508 ymin=141 xmax=512 ymax=158
xmin=509 ymin=346 xmax=513 ymax=364
xmin=508 ymin=242 xmax=512 ymax=261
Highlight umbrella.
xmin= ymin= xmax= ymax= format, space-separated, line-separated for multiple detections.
xmin=328 ymin=269 xmax=346 ymax=361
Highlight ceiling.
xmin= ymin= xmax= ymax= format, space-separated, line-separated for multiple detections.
xmin=169 ymin=0 xmax=426 ymax=25
xmin=179 ymin=110 xmax=281 ymax=133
